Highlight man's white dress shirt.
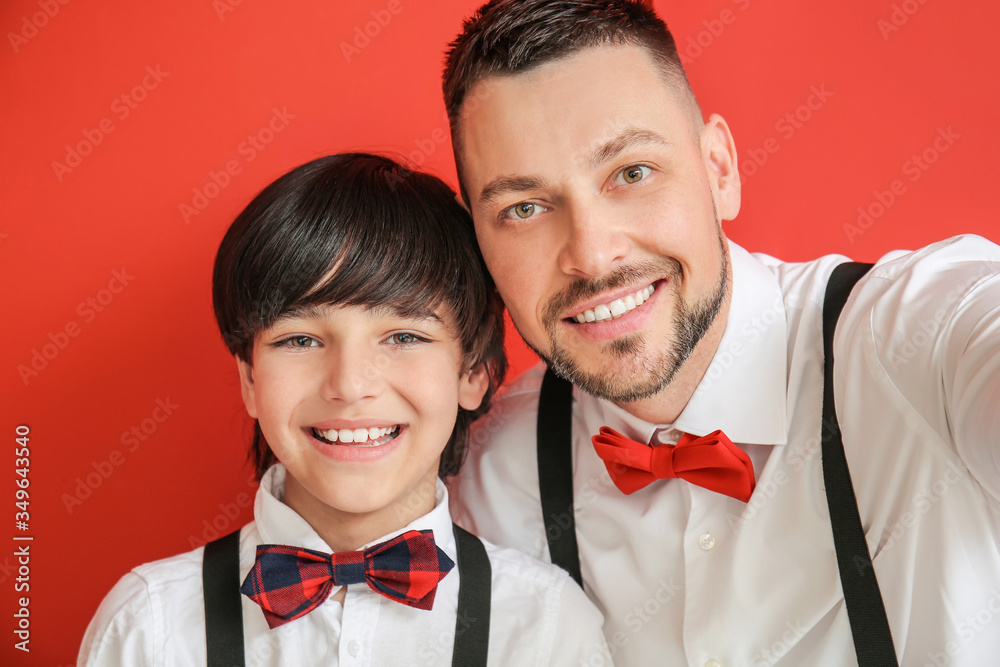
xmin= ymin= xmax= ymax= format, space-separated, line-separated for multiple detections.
xmin=79 ymin=464 xmax=609 ymax=666
xmin=450 ymin=235 xmax=1000 ymax=667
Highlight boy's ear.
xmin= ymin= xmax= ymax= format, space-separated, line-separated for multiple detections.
xmin=236 ymin=358 xmax=258 ymax=418
xmin=457 ymin=362 xmax=491 ymax=411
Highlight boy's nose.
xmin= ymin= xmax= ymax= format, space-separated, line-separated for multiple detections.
xmin=320 ymin=349 xmax=384 ymax=403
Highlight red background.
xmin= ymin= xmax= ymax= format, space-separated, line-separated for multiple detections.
xmin=2 ymin=0 xmax=997 ymax=663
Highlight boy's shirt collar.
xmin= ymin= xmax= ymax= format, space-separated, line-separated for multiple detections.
xmin=254 ymin=463 xmax=458 ymax=558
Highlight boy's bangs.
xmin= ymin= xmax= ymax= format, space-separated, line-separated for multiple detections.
xmin=290 ymin=223 xmax=452 ymax=325
xmin=222 ymin=154 xmax=477 ymax=354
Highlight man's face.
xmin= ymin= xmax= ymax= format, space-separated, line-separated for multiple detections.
xmin=458 ymin=45 xmax=740 ymax=404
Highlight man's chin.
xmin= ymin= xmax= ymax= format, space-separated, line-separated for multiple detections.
xmin=540 ymin=341 xmax=680 ymax=404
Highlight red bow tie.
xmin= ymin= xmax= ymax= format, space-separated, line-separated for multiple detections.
xmin=240 ymin=529 xmax=454 ymax=628
xmin=592 ymin=427 xmax=755 ymax=502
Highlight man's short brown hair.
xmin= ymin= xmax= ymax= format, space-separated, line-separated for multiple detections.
xmin=443 ymin=0 xmax=701 ymax=203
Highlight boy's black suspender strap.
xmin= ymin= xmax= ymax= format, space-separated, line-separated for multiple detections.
xmin=203 ymin=529 xmax=245 ymax=667
xmin=822 ymin=261 xmax=897 ymax=665
xmin=202 ymin=524 xmax=491 ymax=667
xmin=535 ymin=261 xmax=896 ymax=665
xmin=537 ymin=367 xmax=584 ymax=587
xmin=451 ymin=523 xmax=492 ymax=667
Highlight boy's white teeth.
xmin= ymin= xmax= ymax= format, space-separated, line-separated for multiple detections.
xmin=573 ymin=284 xmax=655 ymax=324
xmin=316 ymin=425 xmax=399 ymax=444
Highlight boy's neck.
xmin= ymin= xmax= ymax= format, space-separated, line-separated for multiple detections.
xmin=281 ymin=469 xmax=440 ymax=553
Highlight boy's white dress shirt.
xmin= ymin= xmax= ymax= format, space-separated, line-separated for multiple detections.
xmin=451 ymin=235 xmax=1000 ymax=667
xmin=79 ymin=464 xmax=610 ymax=666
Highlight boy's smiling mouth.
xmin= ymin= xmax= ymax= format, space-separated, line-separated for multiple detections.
xmin=311 ymin=425 xmax=402 ymax=447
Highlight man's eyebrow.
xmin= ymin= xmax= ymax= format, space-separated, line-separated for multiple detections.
xmin=478 ymin=175 xmax=548 ymax=210
xmin=589 ymin=128 xmax=673 ymax=170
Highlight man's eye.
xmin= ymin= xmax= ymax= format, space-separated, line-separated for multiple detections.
xmin=616 ymin=164 xmax=651 ymax=185
xmin=501 ymin=202 xmax=545 ymax=221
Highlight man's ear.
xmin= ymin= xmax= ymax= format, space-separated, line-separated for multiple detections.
xmin=457 ymin=362 xmax=491 ymax=412
xmin=236 ymin=357 xmax=258 ymax=419
xmin=701 ymin=113 xmax=741 ymax=222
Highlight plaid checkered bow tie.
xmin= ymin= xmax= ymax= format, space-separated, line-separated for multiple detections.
xmin=592 ymin=427 xmax=756 ymax=502
xmin=240 ymin=529 xmax=455 ymax=628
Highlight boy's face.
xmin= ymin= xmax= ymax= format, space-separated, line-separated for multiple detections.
xmin=237 ymin=303 xmax=488 ymax=532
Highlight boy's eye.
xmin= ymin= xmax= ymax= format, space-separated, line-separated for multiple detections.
xmin=615 ymin=164 xmax=651 ymax=185
xmin=277 ymin=335 xmax=318 ymax=348
xmin=386 ymin=332 xmax=426 ymax=346
xmin=500 ymin=201 xmax=546 ymax=222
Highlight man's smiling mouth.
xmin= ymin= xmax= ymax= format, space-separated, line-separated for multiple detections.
xmin=570 ymin=283 xmax=656 ymax=323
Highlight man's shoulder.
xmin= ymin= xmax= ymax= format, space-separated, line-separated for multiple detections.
xmin=834 ymin=234 xmax=999 ymax=326
xmin=495 ymin=361 xmax=547 ymax=404
xmin=743 ymin=234 xmax=999 ymax=309
xmin=865 ymin=233 xmax=1000 ymax=282
xmin=477 ymin=533 xmax=600 ymax=630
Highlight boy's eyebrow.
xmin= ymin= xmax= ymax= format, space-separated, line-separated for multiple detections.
xmin=367 ymin=303 xmax=443 ymax=323
xmin=271 ymin=303 xmax=443 ymax=326
xmin=271 ymin=305 xmax=329 ymax=325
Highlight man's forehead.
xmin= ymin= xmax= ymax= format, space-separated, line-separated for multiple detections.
xmin=458 ymin=45 xmax=695 ymax=200
xmin=461 ymin=45 xmax=690 ymax=144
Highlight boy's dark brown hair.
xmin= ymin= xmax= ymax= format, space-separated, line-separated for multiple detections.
xmin=443 ymin=0 xmax=701 ymax=204
xmin=212 ymin=153 xmax=507 ymax=479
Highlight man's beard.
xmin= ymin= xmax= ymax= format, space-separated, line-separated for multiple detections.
xmin=521 ymin=235 xmax=729 ymax=404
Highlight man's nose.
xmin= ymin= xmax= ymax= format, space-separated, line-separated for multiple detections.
xmin=556 ymin=201 xmax=631 ymax=278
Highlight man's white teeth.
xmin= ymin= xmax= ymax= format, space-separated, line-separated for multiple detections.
xmin=573 ymin=284 xmax=655 ymax=324
xmin=316 ymin=425 xmax=399 ymax=444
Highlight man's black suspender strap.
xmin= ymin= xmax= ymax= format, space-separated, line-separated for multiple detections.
xmin=450 ymin=523 xmax=492 ymax=667
xmin=202 ymin=529 xmax=245 ymax=667
xmin=537 ymin=367 xmax=584 ymax=586
xmin=822 ymin=261 xmax=898 ymax=665
xmin=202 ymin=524 xmax=491 ymax=667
